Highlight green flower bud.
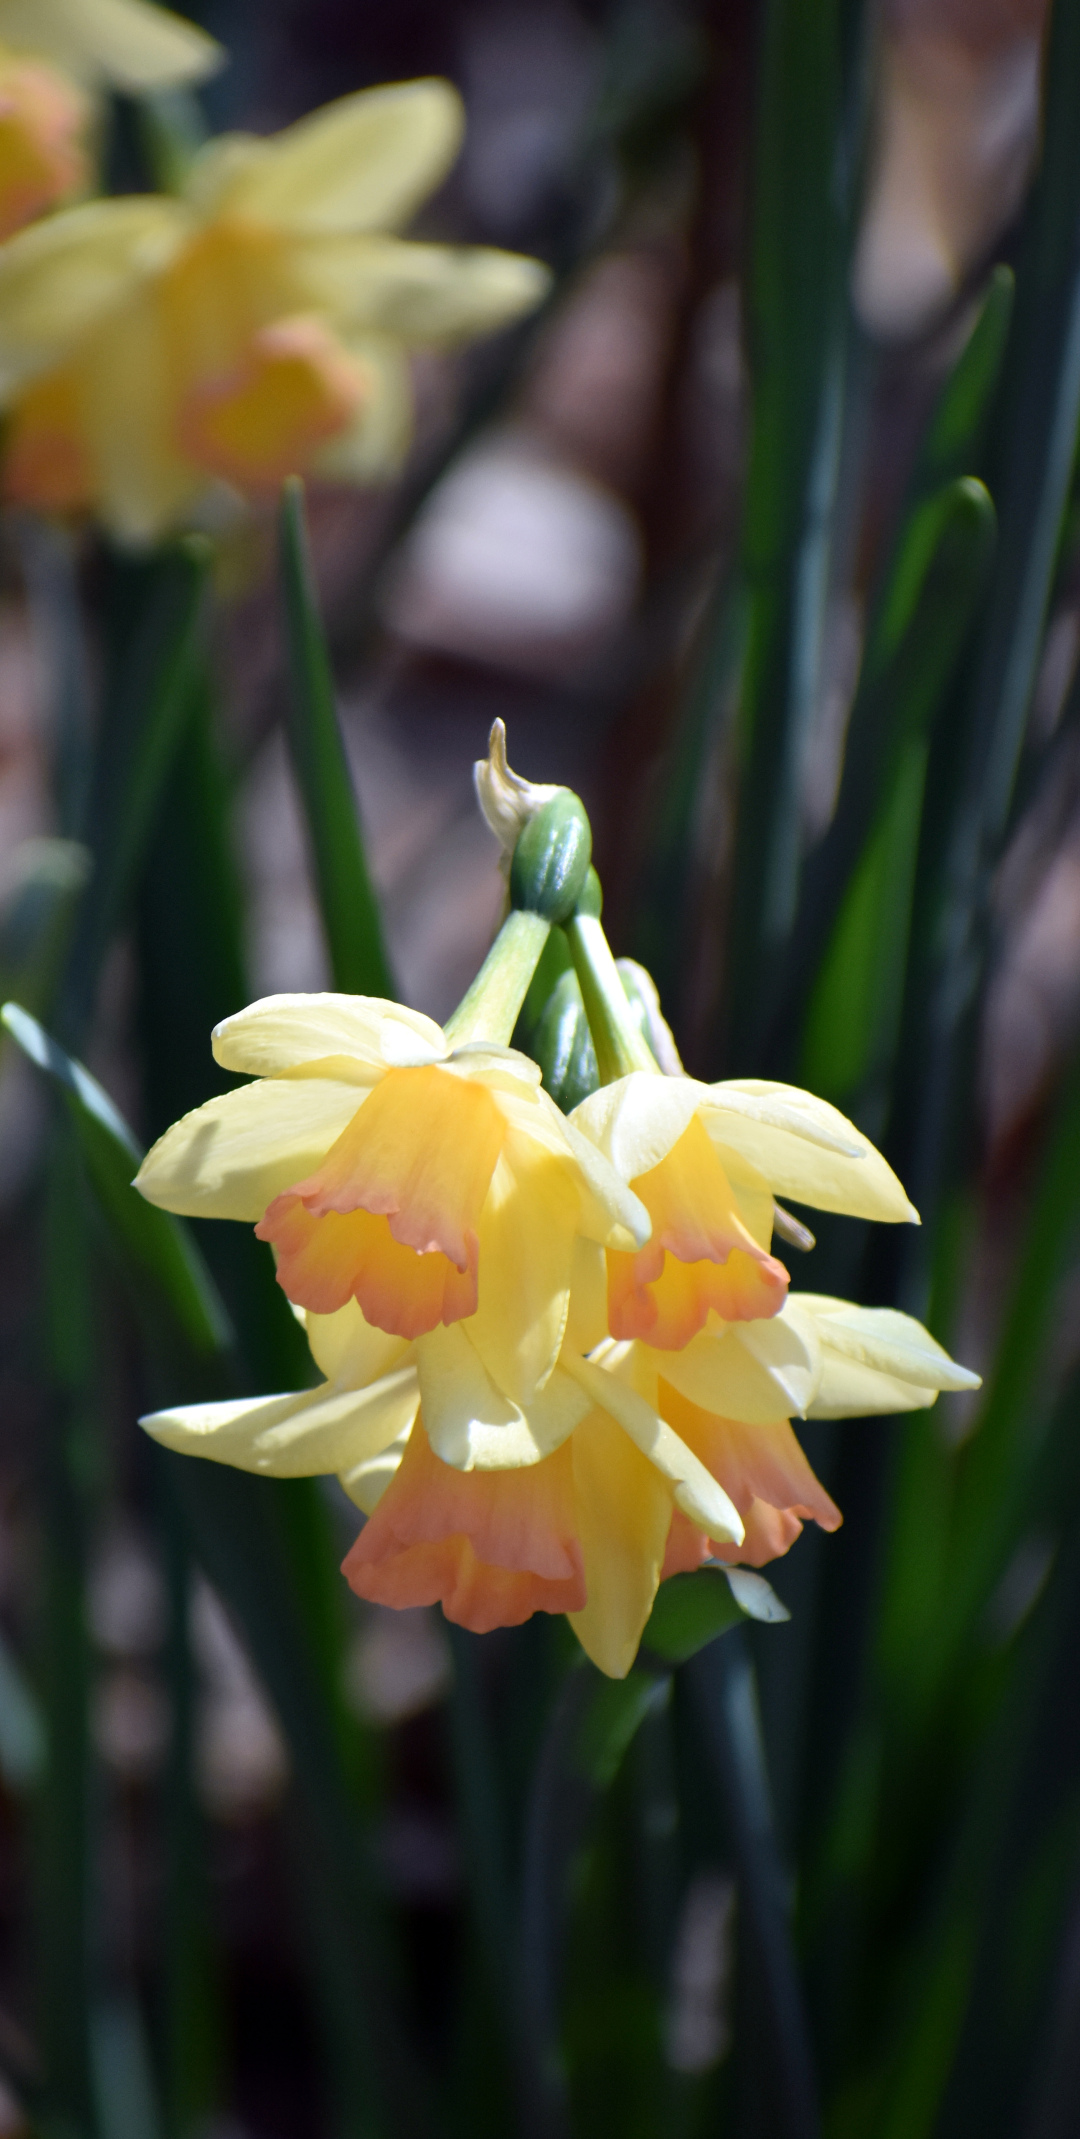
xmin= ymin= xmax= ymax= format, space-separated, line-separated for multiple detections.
xmin=510 ymin=792 xmax=592 ymax=924
xmin=533 ymin=968 xmax=599 ymax=1112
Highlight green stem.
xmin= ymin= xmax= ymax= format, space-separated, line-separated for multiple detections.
xmin=444 ymin=909 xmax=551 ymax=1048
xmin=565 ymin=915 xmax=658 ymax=1083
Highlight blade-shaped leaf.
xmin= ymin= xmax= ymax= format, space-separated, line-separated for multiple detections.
xmin=279 ymin=478 xmax=393 ymax=999
xmin=3 ymin=1002 xmax=230 ymax=1359
xmin=57 ymin=541 xmax=211 ymax=1049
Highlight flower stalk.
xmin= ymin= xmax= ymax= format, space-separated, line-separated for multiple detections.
xmin=565 ymin=880 xmax=658 ymax=1084
xmin=442 ymin=907 xmax=551 ymax=1048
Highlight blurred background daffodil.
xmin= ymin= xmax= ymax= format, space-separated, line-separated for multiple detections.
xmin=0 ymin=77 xmax=551 ymax=541
xmin=0 ymin=0 xmax=221 ymax=246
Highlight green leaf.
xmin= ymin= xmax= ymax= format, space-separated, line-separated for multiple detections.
xmin=0 ymin=838 xmax=89 ymax=1023
xmin=9 ymin=1006 xmax=427 ymax=2136
xmin=891 ymin=0 xmax=1080 ymax=1235
xmin=913 ymin=264 xmax=1015 ymax=495
xmin=57 ymin=541 xmax=212 ymax=1049
xmin=0 ymin=1624 xmax=45 ymax=1792
xmin=2 ymin=1002 xmax=231 ymax=1361
xmin=722 ymin=0 xmax=860 ymax=1066
xmin=278 ymin=478 xmax=393 ymax=999
xmin=643 ymin=1568 xmax=742 ymax=1666
xmin=965 ymin=0 xmax=1080 ymax=856
xmin=779 ymin=477 xmax=995 ymax=1087
xmin=572 ymin=1667 xmax=671 ymax=1789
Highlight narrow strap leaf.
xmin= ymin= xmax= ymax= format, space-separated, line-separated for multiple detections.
xmin=279 ymin=477 xmax=394 ymax=998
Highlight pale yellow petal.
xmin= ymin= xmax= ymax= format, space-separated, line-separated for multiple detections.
xmin=141 ymin=1367 xmax=418 ymax=1476
xmin=564 ymin=1352 xmax=743 ymax=1544
xmin=0 ymin=0 xmax=223 ymax=86
xmin=569 ymin=1406 xmax=673 ymax=1680
xmin=134 ymin=1077 xmax=362 ymax=1220
xmin=570 ymin=1071 xmax=701 ymax=1183
xmin=76 ymin=276 xmax=200 ymax=543
xmin=809 ymin=1358 xmax=940 ymax=1418
xmin=478 ymin=1077 xmax=649 ymax=1251
xmin=0 ymin=198 xmax=187 ymax=398
xmin=792 ymin=1296 xmax=980 ymax=1417
xmin=339 ymin=1425 xmax=411 ymax=1513
xmin=211 ymin=992 xmax=445 ymax=1078
xmin=563 ymin=1239 xmax=608 ymax=1355
xmin=722 ymin=1146 xmax=776 ymax=1251
xmin=300 ymin=234 xmax=550 ymax=345
xmin=656 ymin=1308 xmax=821 ymax=1425
xmin=417 ymin=1323 xmax=589 ymax=1470
xmin=468 ymin=1133 xmax=577 ymax=1404
xmin=446 ymin=1043 xmax=544 ymax=1094
xmin=207 ymin=80 xmax=465 ymax=235
xmin=796 ymin=1298 xmax=979 ymax=1389
xmin=302 ymin=1299 xmax=411 ymax=1387
xmin=700 ymin=1081 xmax=918 ymax=1224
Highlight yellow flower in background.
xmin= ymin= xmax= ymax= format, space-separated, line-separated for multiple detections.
xmin=0 ymin=0 xmax=221 ymax=92
xmin=0 ymin=2 xmax=221 ymax=245
xmin=135 ymin=991 xmax=648 ymax=1448
xmin=0 ymin=53 xmax=87 ymax=240
xmin=0 ymin=76 xmax=550 ymax=539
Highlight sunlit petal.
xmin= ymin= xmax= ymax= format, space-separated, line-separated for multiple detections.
xmin=135 ymin=1077 xmax=364 ymax=1221
xmin=418 ymin=1322 xmax=589 ymax=1470
xmin=142 ymin=1368 xmax=418 ymax=1477
xmin=569 ymin=1405 xmax=673 ymax=1679
xmin=700 ymin=1082 xmax=919 ymax=1223
xmin=212 ymin=992 xmax=445 ymax=1077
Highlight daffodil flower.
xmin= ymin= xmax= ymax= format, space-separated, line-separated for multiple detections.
xmin=0 ymin=2 xmax=221 ymax=245
xmin=135 ymin=992 xmax=649 ymax=1436
xmin=567 ymin=1069 xmax=916 ymax=1348
xmin=141 ymin=1288 xmax=977 ymax=1679
xmin=0 ymin=77 xmax=550 ymax=539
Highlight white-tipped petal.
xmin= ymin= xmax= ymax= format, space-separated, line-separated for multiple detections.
xmin=700 ymin=1081 xmax=919 ymax=1224
xmin=134 ymin=1076 xmax=362 ymax=1220
xmin=211 ymin=993 xmax=445 ymax=1077
xmin=473 ymin=717 xmax=565 ymax=862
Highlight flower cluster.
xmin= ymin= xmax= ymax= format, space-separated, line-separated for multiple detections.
xmin=136 ymin=732 xmax=977 ymax=1678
